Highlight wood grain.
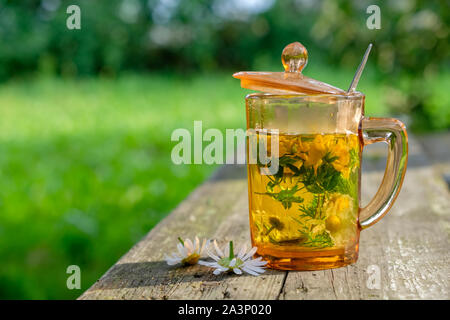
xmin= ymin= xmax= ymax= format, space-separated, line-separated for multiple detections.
xmin=79 ymin=135 xmax=449 ymax=300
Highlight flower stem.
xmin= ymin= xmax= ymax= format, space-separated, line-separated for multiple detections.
xmin=177 ymin=237 xmax=184 ymax=245
xmin=229 ymin=241 xmax=234 ymax=260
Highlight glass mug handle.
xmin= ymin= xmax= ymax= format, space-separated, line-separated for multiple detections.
xmin=359 ymin=117 xmax=408 ymax=229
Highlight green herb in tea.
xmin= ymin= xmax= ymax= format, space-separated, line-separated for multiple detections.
xmin=248 ymin=132 xmax=360 ymax=253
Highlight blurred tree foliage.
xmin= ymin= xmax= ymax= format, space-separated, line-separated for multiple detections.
xmin=0 ymin=0 xmax=449 ymax=130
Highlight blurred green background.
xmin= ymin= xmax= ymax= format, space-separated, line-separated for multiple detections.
xmin=0 ymin=0 xmax=448 ymax=299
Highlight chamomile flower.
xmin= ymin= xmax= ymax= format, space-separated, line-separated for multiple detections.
xmin=199 ymin=240 xmax=267 ymax=276
xmin=165 ymin=236 xmax=207 ymax=266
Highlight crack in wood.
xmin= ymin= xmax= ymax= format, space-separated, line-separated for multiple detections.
xmin=276 ymin=271 xmax=289 ymax=300
xmin=330 ymin=270 xmax=338 ymax=299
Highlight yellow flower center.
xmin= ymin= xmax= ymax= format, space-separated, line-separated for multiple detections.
xmin=182 ymin=253 xmax=200 ymax=266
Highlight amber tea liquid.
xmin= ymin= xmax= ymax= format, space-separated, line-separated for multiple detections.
xmin=248 ymin=131 xmax=361 ymax=270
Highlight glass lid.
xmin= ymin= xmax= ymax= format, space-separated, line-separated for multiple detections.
xmin=233 ymin=42 xmax=345 ymax=95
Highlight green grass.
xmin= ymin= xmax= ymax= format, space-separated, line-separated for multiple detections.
xmin=0 ymin=73 xmax=248 ymax=299
xmin=0 ymin=69 xmax=436 ymax=299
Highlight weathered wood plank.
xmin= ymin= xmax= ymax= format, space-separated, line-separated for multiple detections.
xmin=80 ymin=135 xmax=449 ymax=300
xmin=417 ymin=131 xmax=450 ymax=188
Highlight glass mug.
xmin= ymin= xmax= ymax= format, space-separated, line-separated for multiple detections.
xmin=246 ymin=92 xmax=408 ymax=270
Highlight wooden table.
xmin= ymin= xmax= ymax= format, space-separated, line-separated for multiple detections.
xmin=79 ymin=134 xmax=449 ymax=300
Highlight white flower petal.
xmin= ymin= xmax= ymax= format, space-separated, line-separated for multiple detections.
xmin=171 ymin=254 xmax=183 ymax=261
xmin=166 ymin=259 xmax=181 ymax=266
xmin=212 ymin=264 xmax=229 ymax=272
xmin=213 ymin=269 xmax=223 ymax=275
xmin=243 ymin=259 xmax=264 ymax=266
xmin=185 ymin=239 xmax=194 ymax=253
xmin=242 ymin=247 xmax=257 ymax=261
xmin=177 ymin=243 xmax=187 ymax=257
xmin=237 ymin=244 xmax=247 ymax=259
xmin=205 ymin=246 xmax=220 ymax=261
xmin=233 ymin=268 xmax=242 ymax=275
xmin=165 ymin=254 xmax=181 ymax=265
xmin=200 ymin=238 xmax=207 ymax=255
xmin=194 ymin=236 xmax=200 ymax=252
xmin=229 ymin=258 xmax=236 ymax=267
xmin=243 ymin=262 xmax=266 ymax=272
xmin=252 ymin=261 xmax=268 ymax=267
xmin=224 ymin=244 xmax=230 ymax=258
xmin=214 ymin=240 xmax=224 ymax=257
xmin=242 ymin=266 xmax=262 ymax=276
xmin=198 ymin=260 xmax=217 ymax=267
xmin=245 ymin=258 xmax=267 ymax=267
xmin=244 ymin=265 xmax=265 ymax=273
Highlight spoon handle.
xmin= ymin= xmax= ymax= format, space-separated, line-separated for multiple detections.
xmin=347 ymin=43 xmax=373 ymax=93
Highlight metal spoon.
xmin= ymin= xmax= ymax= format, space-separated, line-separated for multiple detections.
xmin=347 ymin=43 xmax=373 ymax=94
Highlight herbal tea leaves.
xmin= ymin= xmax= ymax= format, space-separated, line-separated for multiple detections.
xmin=250 ymin=133 xmax=360 ymax=250
xmin=258 ymin=185 xmax=304 ymax=210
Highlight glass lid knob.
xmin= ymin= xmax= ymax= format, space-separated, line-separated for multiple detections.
xmin=281 ymin=42 xmax=308 ymax=73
